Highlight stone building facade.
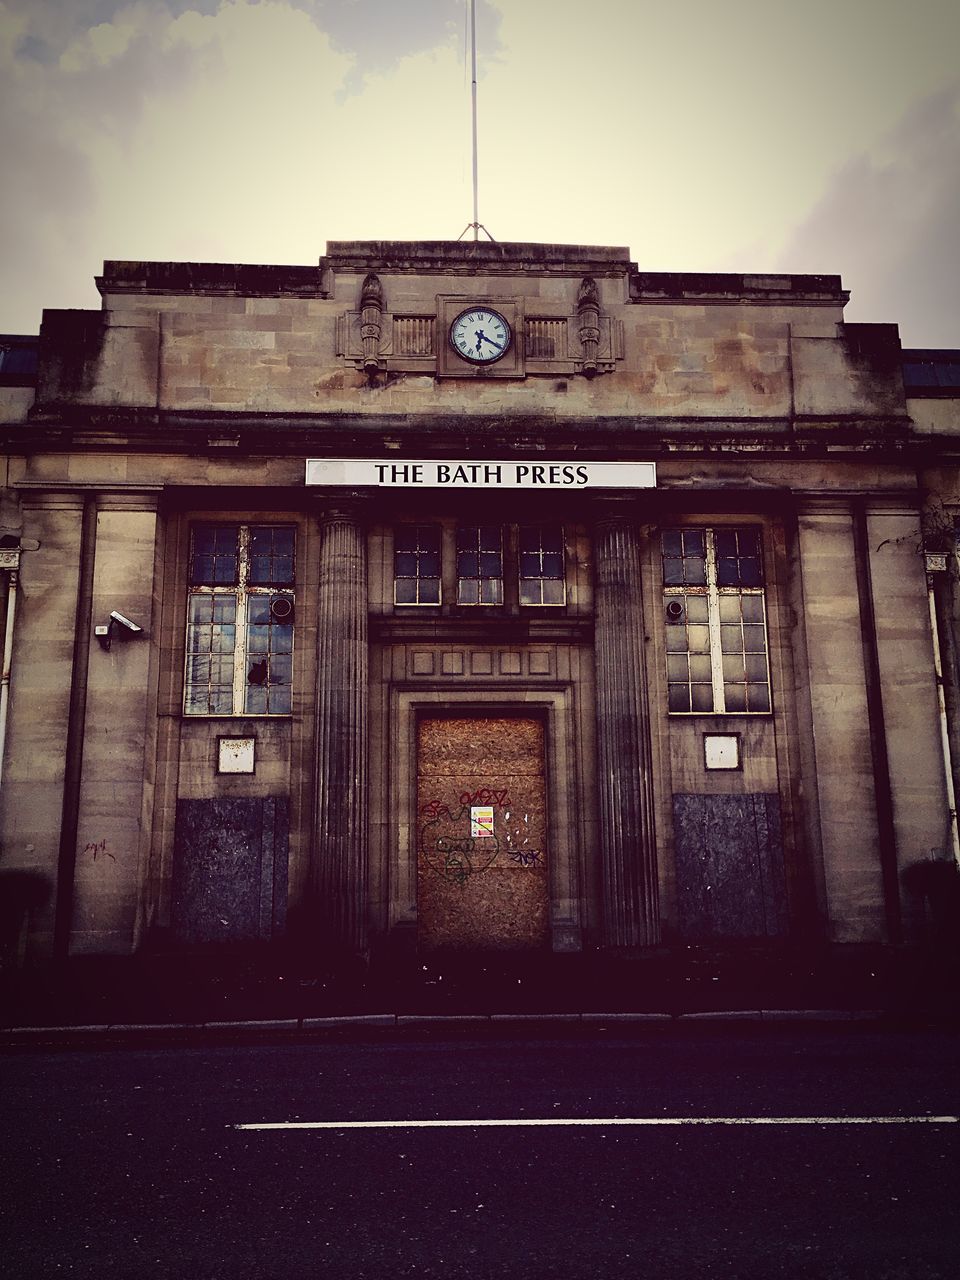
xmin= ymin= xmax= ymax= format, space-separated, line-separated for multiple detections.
xmin=1 ymin=241 xmax=958 ymax=966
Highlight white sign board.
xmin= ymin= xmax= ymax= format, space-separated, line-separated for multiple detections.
xmin=305 ymin=458 xmax=656 ymax=490
xmin=704 ymin=734 xmax=740 ymax=771
xmin=218 ymin=736 xmax=256 ymax=774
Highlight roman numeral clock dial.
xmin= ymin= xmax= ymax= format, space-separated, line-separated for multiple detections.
xmin=449 ymin=306 xmax=512 ymax=365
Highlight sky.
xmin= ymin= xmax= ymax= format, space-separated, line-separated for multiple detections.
xmin=1 ymin=0 xmax=958 ymax=346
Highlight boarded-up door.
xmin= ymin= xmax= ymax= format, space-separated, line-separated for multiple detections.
xmin=417 ymin=717 xmax=548 ymax=950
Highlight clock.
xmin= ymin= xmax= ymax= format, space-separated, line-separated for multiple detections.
xmin=449 ymin=306 xmax=512 ymax=365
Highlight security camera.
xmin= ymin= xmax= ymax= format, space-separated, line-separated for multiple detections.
xmin=96 ymin=611 xmax=144 ymax=651
xmin=110 ymin=610 xmax=142 ymax=634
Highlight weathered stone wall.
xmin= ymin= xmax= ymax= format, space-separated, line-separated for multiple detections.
xmin=3 ymin=242 xmax=957 ymax=958
xmin=55 ymin=288 xmax=874 ymax=424
xmin=72 ymin=497 xmax=160 ymax=954
xmin=0 ymin=494 xmax=84 ymax=959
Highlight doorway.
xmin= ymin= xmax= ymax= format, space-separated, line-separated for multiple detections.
xmin=416 ymin=716 xmax=549 ymax=949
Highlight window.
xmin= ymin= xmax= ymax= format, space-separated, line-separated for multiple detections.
xmin=519 ymin=525 xmax=566 ymax=605
xmin=662 ymin=527 xmax=771 ymax=714
xmin=457 ymin=525 xmax=503 ymax=605
xmin=392 ymin=522 xmax=568 ymax=609
xmin=185 ymin=524 xmax=295 ymax=715
xmin=394 ymin=525 xmax=441 ymax=605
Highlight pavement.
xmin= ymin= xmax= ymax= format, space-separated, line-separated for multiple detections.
xmin=2 ymin=940 xmax=958 ymax=1043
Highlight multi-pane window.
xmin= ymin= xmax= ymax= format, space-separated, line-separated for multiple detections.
xmin=185 ymin=524 xmax=295 ymax=715
xmin=394 ymin=525 xmax=442 ymax=605
xmin=391 ymin=523 xmax=568 ymax=608
xmin=457 ymin=525 xmax=503 ymax=605
xmin=519 ymin=525 xmax=566 ymax=605
xmin=662 ymin=527 xmax=771 ymax=714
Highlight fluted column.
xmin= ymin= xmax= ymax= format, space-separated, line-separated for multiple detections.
xmin=594 ymin=512 xmax=660 ymax=947
xmin=313 ymin=504 xmax=369 ymax=954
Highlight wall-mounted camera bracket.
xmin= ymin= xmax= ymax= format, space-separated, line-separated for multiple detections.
xmin=95 ymin=611 xmax=144 ymax=652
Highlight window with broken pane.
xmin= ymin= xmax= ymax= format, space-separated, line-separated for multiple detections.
xmin=662 ymin=526 xmax=771 ymax=714
xmin=185 ymin=523 xmax=295 ymax=715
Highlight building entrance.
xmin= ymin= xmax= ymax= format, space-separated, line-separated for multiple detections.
xmin=416 ymin=716 xmax=549 ymax=950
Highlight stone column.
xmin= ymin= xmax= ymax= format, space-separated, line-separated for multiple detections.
xmin=795 ymin=498 xmax=885 ymax=940
xmin=312 ymin=504 xmax=369 ymax=955
xmin=593 ymin=511 xmax=660 ymax=947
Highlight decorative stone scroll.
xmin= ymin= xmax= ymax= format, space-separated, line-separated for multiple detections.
xmin=577 ymin=276 xmax=601 ymax=378
xmin=358 ymin=273 xmax=384 ymax=380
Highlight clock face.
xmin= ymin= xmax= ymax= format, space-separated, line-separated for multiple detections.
xmin=449 ymin=307 xmax=511 ymax=364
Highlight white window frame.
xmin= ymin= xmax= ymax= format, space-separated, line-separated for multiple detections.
xmin=184 ymin=523 xmax=295 ymax=716
xmin=662 ymin=526 xmax=772 ymax=715
xmin=518 ymin=524 xmax=567 ymax=607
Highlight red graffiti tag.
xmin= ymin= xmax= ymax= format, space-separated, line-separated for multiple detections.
xmin=458 ymin=788 xmax=511 ymax=808
xmin=419 ymin=799 xmax=453 ymax=820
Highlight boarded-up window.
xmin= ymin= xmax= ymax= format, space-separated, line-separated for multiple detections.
xmin=171 ymin=796 xmax=289 ymax=943
xmin=672 ymin=793 xmax=787 ymax=939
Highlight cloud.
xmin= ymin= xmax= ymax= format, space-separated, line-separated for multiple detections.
xmin=776 ymin=84 xmax=960 ymax=347
xmin=1 ymin=1 xmax=958 ymax=338
xmin=0 ymin=0 xmax=491 ymax=331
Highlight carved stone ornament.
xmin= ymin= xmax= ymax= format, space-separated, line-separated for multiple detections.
xmin=577 ymin=276 xmax=601 ymax=378
xmin=359 ymin=273 xmax=384 ymax=378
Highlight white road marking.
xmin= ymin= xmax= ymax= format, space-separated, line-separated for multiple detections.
xmin=234 ymin=1115 xmax=958 ymax=1131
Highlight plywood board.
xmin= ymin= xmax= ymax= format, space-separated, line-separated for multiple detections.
xmin=417 ymin=717 xmax=548 ymax=950
xmin=672 ymin=792 xmax=787 ymax=940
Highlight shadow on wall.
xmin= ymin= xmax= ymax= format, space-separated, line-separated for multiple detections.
xmin=0 ymin=869 xmax=52 ymax=970
xmin=902 ymin=857 xmax=960 ymax=950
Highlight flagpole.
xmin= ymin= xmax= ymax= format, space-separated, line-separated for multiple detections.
xmin=470 ymin=0 xmax=479 ymax=241
xmin=458 ymin=0 xmax=493 ymax=241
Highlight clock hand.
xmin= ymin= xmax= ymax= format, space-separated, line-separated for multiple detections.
xmin=474 ymin=329 xmax=504 ymax=352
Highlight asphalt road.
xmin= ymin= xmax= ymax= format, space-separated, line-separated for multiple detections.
xmin=2 ymin=1026 xmax=958 ymax=1279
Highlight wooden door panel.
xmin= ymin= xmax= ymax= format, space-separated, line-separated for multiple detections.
xmin=417 ymin=717 xmax=548 ymax=950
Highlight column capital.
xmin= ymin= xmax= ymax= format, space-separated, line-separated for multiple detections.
xmin=590 ymin=496 xmax=647 ymax=529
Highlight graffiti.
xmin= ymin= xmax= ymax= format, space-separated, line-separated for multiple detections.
xmin=458 ymin=788 xmax=511 ymax=808
xmin=421 ymin=825 xmax=501 ymax=886
xmin=434 ymin=837 xmax=499 ymax=886
xmin=419 ymin=799 xmax=453 ymax=821
xmin=420 ymin=789 xmax=511 ymax=822
xmin=509 ymin=849 xmax=543 ymax=868
xmin=419 ymin=803 xmax=500 ymax=887
xmin=83 ymin=839 xmax=115 ymax=863
xmin=419 ymin=784 xmax=538 ymax=886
